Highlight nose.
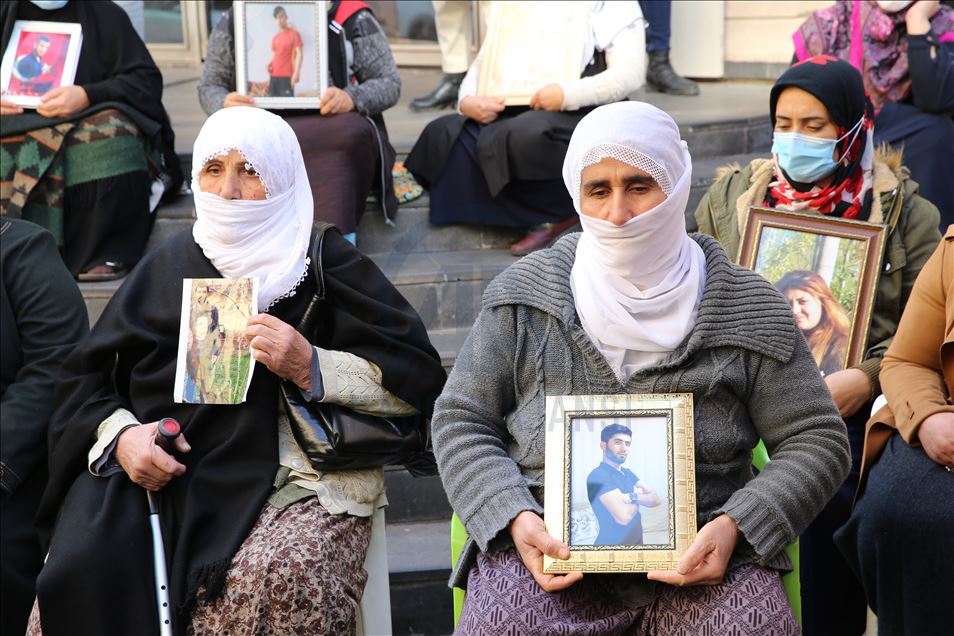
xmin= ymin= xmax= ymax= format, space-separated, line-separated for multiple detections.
xmin=218 ymin=171 xmax=243 ymax=200
xmin=605 ymin=190 xmax=635 ymax=226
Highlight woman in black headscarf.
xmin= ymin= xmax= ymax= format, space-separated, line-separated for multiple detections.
xmin=695 ymin=55 xmax=942 ymax=635
xmin=27 ymin=107 xmax=444 ymax=635
xmin=0 ymin=0 xmax=181 ymax=280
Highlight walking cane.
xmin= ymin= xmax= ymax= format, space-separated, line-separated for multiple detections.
xmin=147 ymin=417 xmax=181 ymax=636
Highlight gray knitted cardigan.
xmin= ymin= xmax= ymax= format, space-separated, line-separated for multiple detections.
xmin=433 ymin=232 xmax=850 ymax=594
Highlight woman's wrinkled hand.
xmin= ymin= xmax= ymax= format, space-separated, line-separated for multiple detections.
xmin=1 ymin=93 xmax=23 ymax=116
xmin=223 ymin=91 xmax=256 ymax=108
xmin=246 ymin=313 xmax=312 ymax=390
xmin=36 ymin=85 xmax=89 ymax=118
xmin=529 ymin=84 xmax=564 ymax=111
xmin=116 ymin=421 xmax=191 ymax=491
xmin=508 ymin=510 xmax=583 ymax=592
xmin=648 ymin=513 xmax=739 ymax=586
xmin=918 ymin=411 xmax=954 ymax=467
xmin=824 ymin=368 xmax=872 ymax=418
xmin=320 ymin=86 xmax=355 ymax=116
xmin=460 ymin=95 xmax=505 ymax=124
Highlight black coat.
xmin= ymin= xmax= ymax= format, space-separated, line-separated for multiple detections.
xmin=0 ymin=219 xmax=87 ymax=636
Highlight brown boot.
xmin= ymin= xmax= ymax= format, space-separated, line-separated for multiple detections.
xmin=509 ymin=217 xmax=580 ymax=256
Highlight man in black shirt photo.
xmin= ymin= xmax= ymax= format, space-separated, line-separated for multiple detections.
xmin=586 ymin=423 xmax=661 ymax=546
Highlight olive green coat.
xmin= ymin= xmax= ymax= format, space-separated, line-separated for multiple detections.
xmin=694 ymin=149 xmax=942 ymax=396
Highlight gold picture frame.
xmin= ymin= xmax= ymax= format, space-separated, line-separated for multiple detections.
xmin=543 ymin=393 xmax=697 ymax=574
xmin=476 ymin=2 xmax=588 ymax=105
xmin=738 ymin=206 xmax=886 ymax=375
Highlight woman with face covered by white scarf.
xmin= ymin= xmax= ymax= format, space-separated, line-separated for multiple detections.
xmin=432 ymin=102 xmax=849 ymax=635
xmin=26 ymin=107 xmax=444 ymax=636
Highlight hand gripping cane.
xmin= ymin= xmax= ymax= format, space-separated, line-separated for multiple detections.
xmin=147 ymin=418 xmax=180 ymax=636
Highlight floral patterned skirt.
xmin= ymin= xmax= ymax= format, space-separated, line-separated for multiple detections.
xmin=188 ymin=497 xmax=372 ymax=635
xmin=26 ymin=498 xmax=371 ymax=636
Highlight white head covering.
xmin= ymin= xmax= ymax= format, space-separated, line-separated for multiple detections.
xmin=564 ymin=102 xmax=707 ymax=381
xmin=191 ymin=107 xmax=313 ymax=310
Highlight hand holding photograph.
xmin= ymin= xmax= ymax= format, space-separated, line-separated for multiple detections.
xmin=544 ymin=393 xmax=697 ymax=573
xmin=174 ymin=278 xmax=258 ymax=405
xmin=0 ymin=20 xmax=82 ymax=108
xmin=738 ymin=206 xmax=886 ymax=375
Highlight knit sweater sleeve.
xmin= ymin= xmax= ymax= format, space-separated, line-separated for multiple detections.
xmin=344 ymin=11 xmax=400 ymax=117
xmin=197 ymin=12 xmax=235 ymax=116
xmin=432 ymin=305 xmax=544 ymax=551
xmin=713 ymin=334 xmax=850 ymax=563
xmin=559 ymin=23 xmax=645 ymax=111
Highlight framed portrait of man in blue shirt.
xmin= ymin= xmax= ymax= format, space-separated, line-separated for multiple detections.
xmin=543 ymin=393 xmax=697 ymax=574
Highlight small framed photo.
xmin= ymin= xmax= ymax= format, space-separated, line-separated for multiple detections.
xmin=234 ymin=1 xmax=328 ymax=109
xmin=0 ymin=20 xmax=83 ymax=108
xmin=477 ymin=2 xmax=587 ymax=105
xmin=543 ymin=393 xmax=697 ymax=573
xmin=739 ymin=206 xmax=887 ymax=375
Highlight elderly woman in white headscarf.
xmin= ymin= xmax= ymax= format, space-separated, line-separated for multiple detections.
xmin=27 ymin=107 xmax=444 ymax=636
xmin=432 ymin=101 xmax=849 ymax=634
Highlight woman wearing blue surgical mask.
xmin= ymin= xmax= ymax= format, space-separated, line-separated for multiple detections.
xmin=696 ymin=55 xmax=941 ymax=636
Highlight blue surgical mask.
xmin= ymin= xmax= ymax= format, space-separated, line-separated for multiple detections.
xmin=772 ymin=117 xmax=864 ymax=184
xmin=30 ymin=1 xmax=69 ymax=9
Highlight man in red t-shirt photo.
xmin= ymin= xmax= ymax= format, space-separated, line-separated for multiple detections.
xmin=267 ymin=5 xmax=303 ymax=97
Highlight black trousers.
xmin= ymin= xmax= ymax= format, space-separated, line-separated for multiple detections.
xmin=268 ymin=76 xmax=294 ymax=97
xmin=835 ymin=435 xmax=954 ymax=636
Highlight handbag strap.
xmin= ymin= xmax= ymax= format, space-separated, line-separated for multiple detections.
xmin=294 ymin=222 xmax=335 ymax=335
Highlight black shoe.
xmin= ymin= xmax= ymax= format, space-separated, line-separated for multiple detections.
xmin=410 ymin=73 xmax=466 ymax=111
xmin=646 ymin=50 xmax=699 ymax=96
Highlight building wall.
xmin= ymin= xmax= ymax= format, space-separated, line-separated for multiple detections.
xmin=724 ymin=0 xmax=830 ymax=63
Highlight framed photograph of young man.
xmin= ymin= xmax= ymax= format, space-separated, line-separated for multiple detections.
xmin=738 ymin=206 xmax=886 ymax=376
xmin=234 ymin=0 xmax=327 ymax=109
xmin=0 ymin=20 xmax=82 ymax=108
xmin=543 ymin=393 xmax=697 ymax=573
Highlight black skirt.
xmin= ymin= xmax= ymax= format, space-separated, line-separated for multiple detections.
xmin=406 ymin=109 xmax=590 ymax=228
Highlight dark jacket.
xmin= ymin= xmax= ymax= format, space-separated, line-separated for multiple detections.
xmin=1 ymin=219 xmax=87 ymax=636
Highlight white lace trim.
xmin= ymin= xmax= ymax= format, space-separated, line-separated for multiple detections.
xmin=264 ymin=256 xmax=310 ymax=311
xmin=575 ymin=143 xmax=673 ymax=197
xmin=194 ymin=145 xmax=272 ymax=198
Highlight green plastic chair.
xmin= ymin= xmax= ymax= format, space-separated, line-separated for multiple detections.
xmin=450 ymin=440 xmax=801 ymax=627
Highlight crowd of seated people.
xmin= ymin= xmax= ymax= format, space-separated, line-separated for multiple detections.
xmin=3 ymin=1 xmax=953 ymax=635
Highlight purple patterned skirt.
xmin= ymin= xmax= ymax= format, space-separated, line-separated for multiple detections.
xmin=457 ymin=549 xmax=799 ymax=636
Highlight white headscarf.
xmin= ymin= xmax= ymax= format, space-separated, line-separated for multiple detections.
xmin=564 ymin=102 xmax=707 ymax=381
xmin=191 ymin=107 xmax=313 ymax=310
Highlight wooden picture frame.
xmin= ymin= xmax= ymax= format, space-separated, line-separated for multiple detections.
xmin=543 ymin=393 xmax=697 ymax=574
xmin=738 ymin=206 xmax=887 ymax=375
xmin=0 ymin=20 xmax=83 ymax=108
xmin=234 ymin=0 xmax=327 ymax=109
xmin=476 ymin=2 xmax=587 ymax=105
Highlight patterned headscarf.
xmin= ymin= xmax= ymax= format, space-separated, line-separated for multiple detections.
xmin=794 ymin=0 xmax=954 ymax=113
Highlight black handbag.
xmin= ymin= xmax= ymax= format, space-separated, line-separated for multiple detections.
xmin=280 ymin=224 xmax=438 ymax=476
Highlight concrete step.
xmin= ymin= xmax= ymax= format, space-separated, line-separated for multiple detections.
xmin=384 ymin=468 xmax=452 ymax=523
xmin=386 ymin=519 xmax=454 ymax=636
xmin=368 ymin=248 xmax=516 ymax=332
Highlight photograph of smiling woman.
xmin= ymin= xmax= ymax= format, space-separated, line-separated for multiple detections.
xmin=775 ymin=269 xmax=851 ymax=376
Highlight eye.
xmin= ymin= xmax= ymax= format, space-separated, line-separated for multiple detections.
xmin=204 ymin=163 xmax=222 ymax=175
